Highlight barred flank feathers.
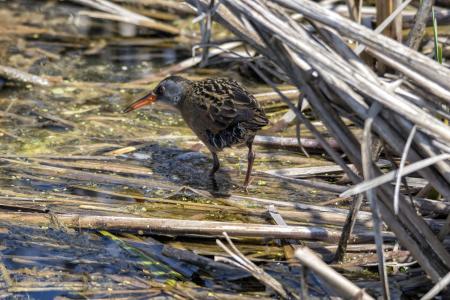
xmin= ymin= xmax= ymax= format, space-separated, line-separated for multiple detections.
xmin=207 ymin=123 xmax=251 ymax=150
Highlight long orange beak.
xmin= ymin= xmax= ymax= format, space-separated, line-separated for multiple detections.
xmin=123 ymin=92 xmax=157 ymax=113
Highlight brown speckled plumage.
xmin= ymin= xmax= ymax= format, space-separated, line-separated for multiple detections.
xmin=124 ymin=76 xmax=268 ymax=188
xmin=181 ymin=78 xmax=268 ymax=151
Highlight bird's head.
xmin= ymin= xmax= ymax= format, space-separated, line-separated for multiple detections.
xmin=123 ymin=76 xmax=189 ymax=113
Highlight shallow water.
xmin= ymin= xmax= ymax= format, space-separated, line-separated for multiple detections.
xmin=0 ymin=1 xmax=348 ymax=298
xmin=0 ymin=0 xmax=331 ymax=198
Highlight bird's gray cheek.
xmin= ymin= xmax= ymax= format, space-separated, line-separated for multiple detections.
xmin=159 ymin=96 xmax=169 ymax=103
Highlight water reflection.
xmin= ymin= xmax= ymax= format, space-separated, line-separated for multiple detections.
xmin=0 ymin=0 xmax=215 ymax=219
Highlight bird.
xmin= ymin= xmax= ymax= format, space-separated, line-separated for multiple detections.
xmin=123 ymin=76 xmax=269 ymax=189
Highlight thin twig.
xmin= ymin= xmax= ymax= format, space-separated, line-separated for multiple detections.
xmin=420 ymin=272 xmax=450 ymax=300
xmin=361 ymin=102 xmax=390 ymax=300
xmin=394 ymin=125 xmax=417 ymax=215
xmin=341 ymin=153 xmax=450 ymax=197
xmin=354 ymin=0 xmax=412 ymax=55
xmin=296 ymin=94 xmax=310 ymax=157
xmin=216 ymin=232 xmax=289 ymax=299
xmin=333 ymin=194 xmax=364 ymax=262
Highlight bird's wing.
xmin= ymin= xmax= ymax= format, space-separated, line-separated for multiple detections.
xmin=193 ymin=79 xmax=268 ymax=134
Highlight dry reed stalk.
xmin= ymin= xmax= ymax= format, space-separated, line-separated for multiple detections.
xmin=70 ymin=0 xmax=180 ymax=34
xmin=253 ymin=135 xmax=340 ymax=150
xmin=361 ymin=102 xmax=390 ymax=299
xmin=118 ymin=0 xmax=195 ymax=15
xmin=345 ymin=0 xmax=362 ymax=23
xmin=406 ymin=0 xmax=434 ymax=50
xmin=0 ymin=65 xmax=51 ymax=86
xmin=295 ymin=246 xmax=375 ymax=300
xmin=0 ymin=212 xmax=392 ymax=243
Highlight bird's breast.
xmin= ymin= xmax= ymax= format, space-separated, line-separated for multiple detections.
xmin=179 ymin=106 xmax=211 ymax=142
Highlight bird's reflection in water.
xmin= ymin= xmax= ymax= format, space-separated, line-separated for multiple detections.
xmin=132 ymin=144 xmax=233 ymax=197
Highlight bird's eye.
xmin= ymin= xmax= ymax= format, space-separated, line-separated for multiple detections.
xmin=156 ymin=85 xmax=165 ymax=95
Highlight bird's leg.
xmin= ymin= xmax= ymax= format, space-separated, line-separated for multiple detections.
xmin=209 ymin=152 xmax=220 ymax=177
xmin=209 ymin=152 xmax=220 ymax=190
xmin=243 ymin=142 xmax=255 ymax=189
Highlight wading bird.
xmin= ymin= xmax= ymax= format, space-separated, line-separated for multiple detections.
xmin=124 ymin=76 xmax=268 ymax=189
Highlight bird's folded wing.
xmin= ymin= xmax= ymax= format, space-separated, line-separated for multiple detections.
xmin=193 ymin=79 xmax=267 ymax=134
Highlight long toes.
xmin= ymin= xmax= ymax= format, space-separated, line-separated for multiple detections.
xmin=242 ymin=177 xmax=255 ymax=189
xmin=234 ymin=184 xmax=249 ymax=194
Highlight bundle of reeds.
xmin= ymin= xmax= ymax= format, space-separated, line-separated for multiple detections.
xmin=187 ymin=0 xmax=450 ymax=298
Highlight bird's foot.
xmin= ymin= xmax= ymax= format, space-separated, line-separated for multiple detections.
xmin=235 ymin=177 xmax=254 ymax=194
xmin=234 ymin=184 xmax=249 ymax=194
xmin=243 ymin=185 xmax=249 ymax=194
